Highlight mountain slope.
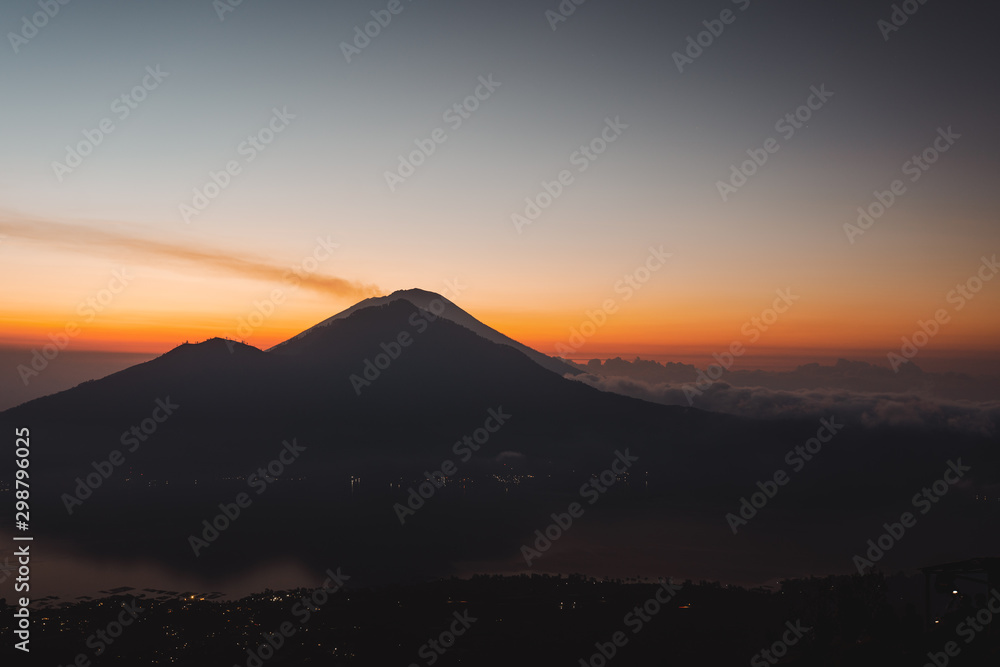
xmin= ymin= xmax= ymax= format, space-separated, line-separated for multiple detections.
xmin=0 ymin=294 xmax=992 ymax=585
xmin=1 ymin=300 xmax=670 ymax=473
xmin=270 ymin=288 xmax=580 ymax=377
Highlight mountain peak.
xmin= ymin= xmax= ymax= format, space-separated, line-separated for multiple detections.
xmin=268 ymin=288 xmax=452 ymax=351
xmin=157 ymin=337 xmax=261 ymax=365
xmin=386 ymin=287 xmax=445 ymax=299
xmin=269 ymin=288 xmax=580 ymax=377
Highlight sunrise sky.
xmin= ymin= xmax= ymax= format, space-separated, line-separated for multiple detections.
xmin=1 ymin=0 xmax=998 ymax=373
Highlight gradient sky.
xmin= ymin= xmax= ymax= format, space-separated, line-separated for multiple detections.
xmin=1 ymin=0 xmax=998 ymax=369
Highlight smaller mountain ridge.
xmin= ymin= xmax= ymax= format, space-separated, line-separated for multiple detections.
xmin=166 ymin=337 xmax=259 ymax=357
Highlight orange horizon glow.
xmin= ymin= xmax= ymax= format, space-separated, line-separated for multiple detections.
xmin=2 ymin=304 xmax=998 ymax=363
xmin=3 ymin=209 xmax=998 ymax=374
xmin=2 ymin=219 xmax=997 ymax=369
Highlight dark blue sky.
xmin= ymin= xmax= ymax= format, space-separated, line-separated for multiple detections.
xmin=1 ymin=0 xmax=998 ymax=362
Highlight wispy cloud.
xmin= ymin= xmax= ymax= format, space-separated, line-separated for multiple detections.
xmin=0 ymin=215 xmax=382 ymax=300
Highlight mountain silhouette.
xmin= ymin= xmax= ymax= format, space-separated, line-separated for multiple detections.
xmin=9 ymin=293 xmax=725 ymax=481
xmin=272 ymin=287 xmax=581 ymax=377
xmin=0 ymin=291 xmax=993 ymax=584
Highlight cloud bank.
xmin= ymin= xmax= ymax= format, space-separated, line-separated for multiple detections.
xmin=568 ymin=373 xmax=1000 ymax=436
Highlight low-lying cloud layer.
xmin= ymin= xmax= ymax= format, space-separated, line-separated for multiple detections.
xmin=569 ymin=373 xmax=1000 ymax=436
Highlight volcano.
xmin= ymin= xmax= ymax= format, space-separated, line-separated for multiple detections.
xmin=6 ymin=290 xmax=727 ymax=481
xmin=0 ymin=290 xmax=992 ymax=585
